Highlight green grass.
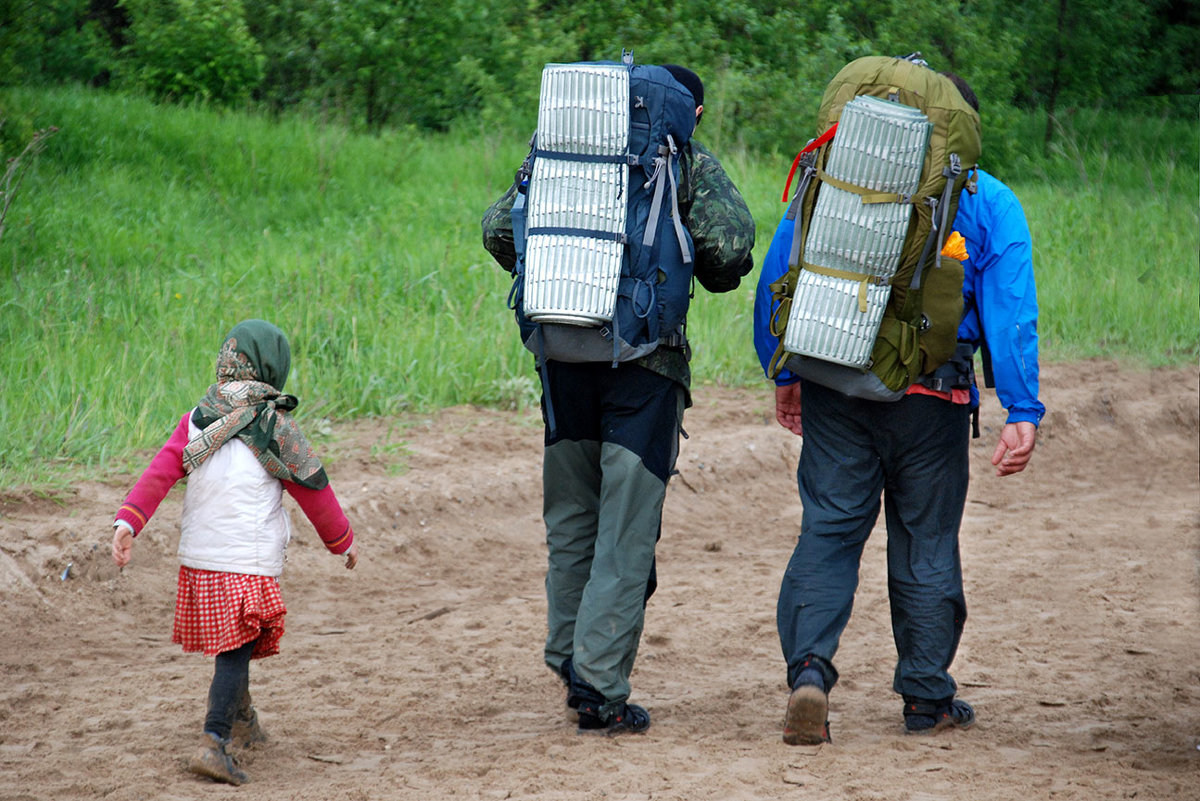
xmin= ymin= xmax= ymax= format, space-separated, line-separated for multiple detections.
xmin=1 ymin=87 xmax=1196 ymax=489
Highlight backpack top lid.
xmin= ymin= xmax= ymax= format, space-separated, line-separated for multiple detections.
xmin=627 ymin=63 xmax=697 ymax=158
xmin=818 ymin=56 xmax=981 ymax=186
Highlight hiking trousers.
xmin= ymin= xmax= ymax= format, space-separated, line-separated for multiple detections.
xmin=777 ymin=379 xmax=971 ymax=703
xmin=540 ymin=360 xmax=684 ymax=718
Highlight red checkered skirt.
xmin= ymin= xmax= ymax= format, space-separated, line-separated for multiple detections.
xmin=171 ymin=566 xmax=287 ymax=658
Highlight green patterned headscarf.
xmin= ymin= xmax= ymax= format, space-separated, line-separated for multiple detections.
xmin=182 ymin=319 xmax=328 ymax=490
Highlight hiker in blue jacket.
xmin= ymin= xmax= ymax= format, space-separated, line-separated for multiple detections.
xmin=754 ymin=73 xmax=1044 ymax=744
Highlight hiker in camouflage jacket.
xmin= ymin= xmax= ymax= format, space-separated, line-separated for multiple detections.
xmin=481 ymin=64 xmax=754 ymax=734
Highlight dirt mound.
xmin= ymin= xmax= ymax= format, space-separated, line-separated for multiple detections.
xmin=1 ymin=360 xmax=1196 ymax=800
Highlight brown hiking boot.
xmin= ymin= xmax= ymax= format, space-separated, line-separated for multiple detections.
xmin=231 ymin=705 xmax=268 ymax=748
xmin=783 ymin=684 xmax=830 ymax=745
xmin=188 ymin=732 xmax=249 ymax=785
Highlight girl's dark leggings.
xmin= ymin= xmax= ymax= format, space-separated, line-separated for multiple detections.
xmin=204 ymin=639 xmax=256 ymax=740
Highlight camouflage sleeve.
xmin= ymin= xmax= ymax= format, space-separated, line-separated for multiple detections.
xmin=481 ymin=180 xmax=519 ymax=273
xmin=680 ymin=141 xmax=756 ymax=294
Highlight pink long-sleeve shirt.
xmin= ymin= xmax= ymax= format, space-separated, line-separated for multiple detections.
xmin=114 ymin=412 xmax=354 ymax=555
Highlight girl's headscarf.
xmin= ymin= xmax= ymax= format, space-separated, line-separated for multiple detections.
xmin=181 ymin=319 xmax=327 ymax=490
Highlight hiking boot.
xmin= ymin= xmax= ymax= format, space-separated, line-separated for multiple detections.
xmin=783 ymin=664 xmax=830 ymax=745
xmin=903 ymin=697 xmax=976 ymax=734
xmin=577 ymin=702 xmax=651 ymax=735
xmin=188 ymin=732 xmax=249 ymax=785
xmin=231 ymin=705 xmax=268 ymax=748
xmin=558 ymin=658 xmax=582 ymax=722
xmin=566 ymin=667 xmax=650 ymax=735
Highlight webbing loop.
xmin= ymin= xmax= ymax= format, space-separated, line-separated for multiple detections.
xmin=782 ymin=123 xmax=838 ymax=202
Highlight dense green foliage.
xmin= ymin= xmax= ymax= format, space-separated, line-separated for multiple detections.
xmin=0 ymin=86 xmax=1195 ymax=490
xmin=0 ymin=1 xmax=1195 ymax=161
xmin=118 ymin=0 xmax=264 ymax=104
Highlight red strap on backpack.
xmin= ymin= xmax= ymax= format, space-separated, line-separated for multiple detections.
xmin=781 ymin=122 xmax=838 ymax=202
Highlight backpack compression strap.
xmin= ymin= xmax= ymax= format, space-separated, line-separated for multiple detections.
xmin=639 ymin=135 xmax=691 ymax=266
xmin=815 ymin=169 xmax=921 ymax=205
xmin=526 ymin=147 xmax=632 ymax=245
xmin=910 ymin=155 xmax=963 ymax=291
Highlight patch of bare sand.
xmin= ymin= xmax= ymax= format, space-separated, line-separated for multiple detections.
xmin=0 ymin=361 xmax=1197 ymax=800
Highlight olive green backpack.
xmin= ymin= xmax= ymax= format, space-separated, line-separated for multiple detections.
xmin=767 ymin=55 xmax=981 ymax=400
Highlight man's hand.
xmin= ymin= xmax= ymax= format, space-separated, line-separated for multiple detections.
xmin=991 ymin=421 xmax=1037 ymax=476
xmin=775 ymin=383 xmax=804 ymax=437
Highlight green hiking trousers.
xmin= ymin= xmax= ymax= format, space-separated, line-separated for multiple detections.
xmin=540 ymin=360 xmax=683 ymax=718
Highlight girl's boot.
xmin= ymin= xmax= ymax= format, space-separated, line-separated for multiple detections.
xmin=231 ymin=690 xmax=268 ymax=747
xmin=188 ymin=732 xmax=249 ymax=785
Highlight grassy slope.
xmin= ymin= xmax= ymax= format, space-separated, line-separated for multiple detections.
xmin=1 ymin=88 xmax=1196 ymax=488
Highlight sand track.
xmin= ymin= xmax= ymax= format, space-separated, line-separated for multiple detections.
xmin=1 ymin=360 xmax=1197 ymax=800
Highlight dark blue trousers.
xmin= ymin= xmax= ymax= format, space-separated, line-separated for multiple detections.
xmin=777 ymin=380 xmax=971 ymax=702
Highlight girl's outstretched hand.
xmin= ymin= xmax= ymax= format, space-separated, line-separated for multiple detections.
xmin=344 ymin=541 xmax=359 ymax=570
xmin=112 ymin=526 xmax=134 ymax=567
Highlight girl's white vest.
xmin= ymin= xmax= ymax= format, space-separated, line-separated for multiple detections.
xmin=178 ymin=414 xmax=291 ymax=577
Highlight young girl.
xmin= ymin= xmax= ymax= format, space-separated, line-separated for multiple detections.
xmin=111 ymin=319 xmax=359 ymax=786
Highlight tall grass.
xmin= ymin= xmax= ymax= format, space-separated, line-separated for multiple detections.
xmin=1001 ymin=106 xmax=1199 ymax=363
xmin=1 ymin=87 xmax=1196 ymax=489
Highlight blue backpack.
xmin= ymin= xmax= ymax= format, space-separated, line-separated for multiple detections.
xmin=509 ymin=53 xmax=697 ymax=366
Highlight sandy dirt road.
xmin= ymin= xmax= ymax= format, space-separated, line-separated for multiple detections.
xmin=1 ymin=360 xmax=1197 ymax=800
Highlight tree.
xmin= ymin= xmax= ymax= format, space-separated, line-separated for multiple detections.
xmin=1144 ymin=0 xmax=1200 ymax=97
xmin=239 ymin=0 xmax=322 ymax=111
xmin=118 ymin=0 xmax=265 ymax=104
xmin=0 ymin=0 xmax=112 ymax=87
xmin=1000 ymin=0 xmax=1153 ymax=149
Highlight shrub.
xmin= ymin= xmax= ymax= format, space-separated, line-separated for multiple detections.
xmin=118 ymin=0 xmax=264 ymax=104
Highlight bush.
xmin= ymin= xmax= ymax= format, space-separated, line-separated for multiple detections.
xmin=0 ymin=0 xmax=113 ymax=88
xmin=118 ymin=0 xmax=264 ymax=104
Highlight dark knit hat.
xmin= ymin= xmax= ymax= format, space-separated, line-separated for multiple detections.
xmin=941 ymin=71 xmax=979 ymax=112
xmin=662 ymin=64 xmax=703 ymax=108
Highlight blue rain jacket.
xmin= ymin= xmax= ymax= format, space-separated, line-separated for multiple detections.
xmin=753 ymin=169 xmax=1045 ymax=426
